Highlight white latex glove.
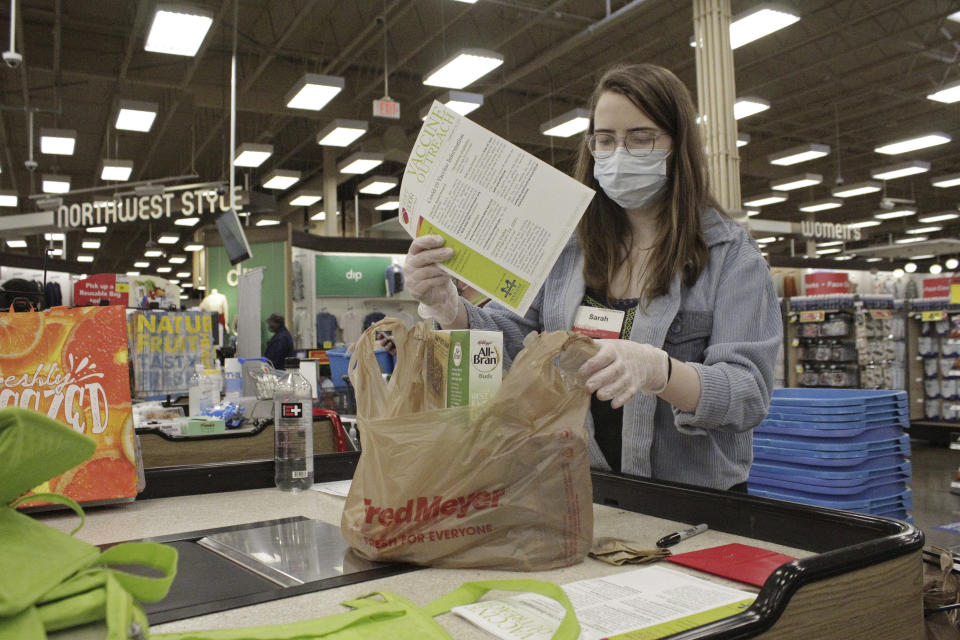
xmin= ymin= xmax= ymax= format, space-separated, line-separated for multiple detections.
xmin=404 ymin=235 xmax=461 ymax=326
xmin=578 ymin=339 xmax=670 ymax=409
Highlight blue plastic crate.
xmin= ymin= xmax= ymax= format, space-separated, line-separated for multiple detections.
xmin=770 ymin=388 xmax=908 ymax=407
xmin=753 ymin=445 xmax=909 ymax=468
xmin=765 ymin=407 xmax=908 ymax=423
xmin=750 ymin=461 xmax=911 ymax=486
xmin=748 ymin=470 xmax=910 ymax=493
xmin=327 ymin=346 xmax=393 ymax=388
xmin=747 ymin=475 xmax=907 ymax=499
xmin=754 ymin=432 xmax=910 ymax=451
xmin=756 ymin=422 xmax=906 ymax=439
xmin=747 ymin=486 xmax=912 ymax=511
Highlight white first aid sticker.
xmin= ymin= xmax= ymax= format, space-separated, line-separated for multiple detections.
xmin=572 ymin=305 xmax=625 ymax=339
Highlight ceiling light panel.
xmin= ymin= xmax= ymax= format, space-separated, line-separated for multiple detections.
xmin=874 ymin=133 xmax=950 ymax=155
xmin=40 ymin=128 xmax=76 ymax=155
xmin=285 ymin=73 xmax=345 ymax=111
xmin=101 ymin=159 xmax=133 ymax=181
xmin=174 ymin=217 xmax=200 ymax=227
xmin=742 ymin=192 xmax=787 ymax=207
xmin=169 ymin=256 xmax=187 ymax=264
xmin=423 ymin=49 xmax=504 ymax=89
xmin=847 ymin=220 xmax=882 ymax=229
xmin=316 ymin=119 xmax=368 ymax=146
xmin=906 ymin=226 xmax=942 ymax=234
xmin=42 ymin=174 xmax=71 ymax=194
xmin=831 ymin=181 xmax=882 ymax=198
xmin=0 ymin=191 xmax=17 ymax=207
xmin=184 ymin=244 xmax=203 ymax=252
xmin=290 ymin=191 xmax=323 ymax=207
xmin=768 ymin=143 xmax=830 ymax=166
xmin=928 ymin=79 xmax=960 ymax=104
xmin=771 ymin=173 xmax=822 ymax=191
xmin=6 ymin=239 xmax=26 ymax=248
xmin=157 ymin=234 xmax=179 ymax=244
xmin=261 ymin=169 xmax=301 ymax=190
xmin=88 ymin=226 xmax=107 ymax=233
xmin=255 ymin=218 xmax=280 ymax=226
xmin=338 ymin=152 xmax=383 ymax=175
xmin=737 ymin=133 xmax=750 ymax=148
xmin=798 ymin=198 xmax=842 ymax=212
xmin=144 ymin=4 xmax=213 ymax=56
xmin=919 ymin=212 xmax=959 ymax=223
xmin=81 ymin=241 xmax=101 ymax=250
xmin=375 ymin=197 xmax=400 ymax=211
xmin=156 ymin=266 xmax=172 ymax=273
xmin=144 ymin=249 xmax=164 ymax=257
xmin=733 ymin=97 xmax=770 ymax=120
xmin=77 ymin=255 xmax=94 ymax=263
xmin=873 ymin=208 xmax=917 ymax=220
xmin=870 ymin=160 xmax=930 ymax=180
xmin=134 ymin=261 xmax=150 ymax=268
xmin=115 ymin=100 xmax=158 ymax=132
xmin=439 ymin=90 xmax=484 ymax=115
xmin=931 ymin=173 xmax=960 ymax=188
xmin=895 ymin=236 xmax=927 ymax=244
xmin=540 ymin=108 xmax=591 ymax=137
xmin=729 ymin=5 xmax=801 ymax=49
xmin=358 ymin=176 xmax=398 ymax=195
xmin=233 ymin=143 xmax=273 ymax=168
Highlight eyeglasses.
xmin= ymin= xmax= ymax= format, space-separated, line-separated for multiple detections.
xmin=586 ymin=130 xmax=665 ymax=159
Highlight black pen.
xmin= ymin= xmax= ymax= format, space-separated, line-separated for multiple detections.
xmin=656 ymin=523 xmax=708 ymax=548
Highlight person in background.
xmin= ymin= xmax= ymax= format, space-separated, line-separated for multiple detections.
xmin=264 ymin=313 xmax=295 ymax=369
xmin=401 ymin=63 xmax=782 ymax=492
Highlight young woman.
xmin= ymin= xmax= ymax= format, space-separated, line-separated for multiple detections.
xmin=402 ymin=63 xmax=782 ymax=491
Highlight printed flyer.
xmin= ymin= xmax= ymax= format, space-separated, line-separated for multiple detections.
xmin=0 ymin=305 xmax=137 ymax=503
xmin=129 ymin=310 xmax=218 ymax=396
xmin=399 ymin=100 xmax=595 ymax=316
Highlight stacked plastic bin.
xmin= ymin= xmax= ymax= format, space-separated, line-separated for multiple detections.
xmin=748 ymin=388 xmax=911 ymax=522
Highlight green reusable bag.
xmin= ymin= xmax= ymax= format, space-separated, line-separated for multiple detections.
xmin=153 ymin=578 xmax=579 ymax=640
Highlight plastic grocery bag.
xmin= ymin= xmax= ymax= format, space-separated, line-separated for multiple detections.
xmin=341 ymin=318 xmax=597 ymax=570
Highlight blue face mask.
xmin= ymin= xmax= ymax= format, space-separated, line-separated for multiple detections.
xmin=593 ymin=148 xmax=669 ymax=210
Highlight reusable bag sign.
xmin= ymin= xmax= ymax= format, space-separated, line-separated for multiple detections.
xmin=0 ymin=306 xmax=137 ymax=503
xmin=342 ymin=319 xmax=596 ymax=570
xmin=128 ymin=310 xmax=218 ymax=395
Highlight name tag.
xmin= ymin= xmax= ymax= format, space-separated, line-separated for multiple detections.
xmin=572 ymin=305 xmax=625 ymax=339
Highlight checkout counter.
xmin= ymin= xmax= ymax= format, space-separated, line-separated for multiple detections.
xmin=38 ymin=450 xmax=924 ymax=639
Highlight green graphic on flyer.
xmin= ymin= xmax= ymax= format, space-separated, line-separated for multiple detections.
xmin=418 ymin=218 xmax=530 ymax=310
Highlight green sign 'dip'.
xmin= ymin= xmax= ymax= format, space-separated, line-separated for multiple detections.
xmin=316 ymin=255 xmax=391 ymax=297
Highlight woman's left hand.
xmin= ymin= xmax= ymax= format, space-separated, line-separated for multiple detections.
xmin=579 ymin=339 xmax=670 ymax=409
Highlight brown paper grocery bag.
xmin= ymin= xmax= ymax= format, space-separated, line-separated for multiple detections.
xmin=342 ymin=319 xmax=596 ymax=570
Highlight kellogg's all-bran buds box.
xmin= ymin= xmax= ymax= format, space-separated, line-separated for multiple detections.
xmin=426 ymin=330 xmax=502 ymax=408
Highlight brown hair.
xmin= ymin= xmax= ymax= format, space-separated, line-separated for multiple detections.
xmin=574 ymin=63 xmax=724 ymax=306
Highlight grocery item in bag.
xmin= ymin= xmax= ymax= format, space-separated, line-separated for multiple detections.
xmin=342 ymin=319 xmax=596 ymax=570
xmin=425 ymin=330 xmax=503 ymax=408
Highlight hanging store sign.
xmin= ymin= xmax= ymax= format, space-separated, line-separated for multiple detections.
xmin=316 ymin=254 xmax=391 ymax=297
xmin=373 ymin=97 xmax=401 ymax=119
xmin=73 ymin=274 xmax=180 ymax=309
xmin=804 ymin=272 xmax=850 ymax=295
xmin=800 ymin=220 xmax=862 ymax=242
xmin=53 ymin=186 xmax=243 ymax=230
xmin=923 ymin=277 xmax=960 ymax=299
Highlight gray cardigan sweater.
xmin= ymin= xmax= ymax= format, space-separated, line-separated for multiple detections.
xmin=465 ymin=209 xmax=782 ymax=490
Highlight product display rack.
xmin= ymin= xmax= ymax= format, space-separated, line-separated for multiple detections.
xmin=785 ymin=294 xmax=906 ymax=392
xmin=906 ymin=298 xmax=960 ymax=443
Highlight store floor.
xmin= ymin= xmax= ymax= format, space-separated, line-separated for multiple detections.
xmin=910 ymin=439 xmax=960 ymax=551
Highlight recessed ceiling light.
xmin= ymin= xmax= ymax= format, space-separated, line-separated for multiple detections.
xmin=156 ymin=266 xmax=172 ymax=273
xmin=176 ymin=271 xmax=191 ymax=278
xmin=285 ymin=73 xmax=345 ymax=111
xmin=87 ymin=226 xmax=107 ymax=233
xmin=233 ymin=143 xmax=273 ymax=168
xmin=734 ymin=97 xmax=770 ymax=120
xmin=931 ymin=173 xmax=960 ymax=188
xmin=144 ymin=249 xmax=164 ymax=257
xmin=6 ymin=239 xmax=26 ymax=248
xmin=261 ymin=169 xmax=301 ymax=190
xmin=157 ymin=234 xmax=179 ymax=244
xmin=798 ymin=197 xmax=842 ymax=212
xmin=255 ymin=218 xmax=280 ymax=226
xmin=831 ymin=181 xmax=882 ymax=198
xmin=919 ymin=212 xmax=959 ymax=223
xmin=874 ymin=133 xmax=951 ymax=155
xmin=77 ymin=255 xmax=95 ymax=263
xmin=174 ymin=217 xmax=200 ymax=227
xmin=870 ymin=160 xmax=930 ymax=180
xmin=316 ymin=119 xmax=368 ymax=146
xmin=928 ymin=79 xmax=960 ymax=104
xmin=184 ymin=244 xmax=203 ymax=252
xmin=289 ymin=190 xmax=323 ymax=207
xmin=40 ymin=128 xmax=76 ymax=155
xmin=81 ymin=240 xmax=101 ymax=250
xmin=423 ymin=49 xmax=504 ymax=89
xmin=144 ymin=4 xmax=213 ymax=56
xmin=358 ymin=176 xmax=398 ymax=195
xmin=771 ymin=173 xmax=822 ymax=191
xmin=743 ymin=192 xmax=787 ymax=207
xmin=101 ymin=159 xmax=133 ymax=181
xmin=540 ymin=108 xmax=590 ymax=137
xmin=931 ymin=263 xmax=944 ymax=274
xmin=44 ymin=233 xmax=65 ymax=241
xmin=0 ymin=191 xmax=17 ymax=207
xmin=729 ymin=5 xmax=800 ymax=49
xmin=768 ymin=143 xmax=830 ymax=166
xmin=338 ymin=152 xmax=383 ymax=175
xmin=42 ymin=174 xmax=71 ymax=194
xmin=126 ymin=271 xmax=140 ymax=276
xmin=134 ymin=261 xmax=150 ymax=268
xmin=947 ymin=258 xmax=960 ymax=270
xmin=115 ymin=99 xmax=158 ymax=132
xmin=169 ymin=256 xmax=187 ymax=264
xmin=439 ymin=90 xmax=484 ymax=115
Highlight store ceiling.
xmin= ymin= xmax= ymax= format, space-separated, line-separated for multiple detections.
xmin=0 ymin=0 xmax=958 ymax=278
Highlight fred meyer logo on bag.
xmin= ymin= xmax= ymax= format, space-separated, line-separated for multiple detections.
xmin=363 ymin=488 xmax=506 ymax=527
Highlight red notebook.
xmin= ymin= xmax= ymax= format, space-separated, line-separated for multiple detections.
xmin=665 ymin=543 xmax=797 ymax=587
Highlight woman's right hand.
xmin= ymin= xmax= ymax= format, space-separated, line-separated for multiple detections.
xmin=404 ymin=235 xmax=461 ymax=325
